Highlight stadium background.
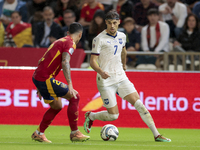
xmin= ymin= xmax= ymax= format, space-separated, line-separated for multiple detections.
xmin=0 ymin=47 xmax=200 ymax=129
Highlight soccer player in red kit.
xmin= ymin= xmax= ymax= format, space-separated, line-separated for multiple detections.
xmin=31 ymin=22 xmax=90 ymax=143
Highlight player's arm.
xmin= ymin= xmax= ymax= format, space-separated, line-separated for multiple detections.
xmin=90 ymin=54 xmax=110 ymax=79
xmin=62 ymin=52 xmax=77 ymax=98
xmin=121 ymin=46 xmax=127 ymax=71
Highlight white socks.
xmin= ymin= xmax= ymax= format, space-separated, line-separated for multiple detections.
xmin=36 ymin=130 xmax=44 ymax=135
xmin=71 ymin=129 xmax=79 ymax=134
xmin=89 ymin=111 xmax=119 ymax=121
xmin=134 ymin=100 xmax=160 ymax=137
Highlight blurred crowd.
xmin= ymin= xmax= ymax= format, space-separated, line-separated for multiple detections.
xmin=0 ymin=0 xmax=200 ymax=68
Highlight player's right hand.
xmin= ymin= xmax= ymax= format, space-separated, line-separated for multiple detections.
xmin=36 ymin=89 xmax=42 ymax=100
xmin=100 ymin=72 xmax=110 ymax=79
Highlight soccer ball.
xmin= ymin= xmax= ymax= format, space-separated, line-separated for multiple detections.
xmin=100 ymin=124 xmax=119 ymax=141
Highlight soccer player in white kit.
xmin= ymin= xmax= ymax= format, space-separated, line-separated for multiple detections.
xmin=84 ymin=10 xmax=171 ymax=142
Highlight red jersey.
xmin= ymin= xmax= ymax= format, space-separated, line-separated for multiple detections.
xmin=80 ymin=2 xmax=104 ymax=22
xmin=33 ymin=36 xmax=76 ymax=81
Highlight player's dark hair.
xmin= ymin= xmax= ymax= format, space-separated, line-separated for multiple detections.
xmin=105 ymin=10 xmax=120 ymax=20
xmin=68 ymin=22 xmax=83 ymax=34
xmin=147 ymin=8 xmax=159 ymax=16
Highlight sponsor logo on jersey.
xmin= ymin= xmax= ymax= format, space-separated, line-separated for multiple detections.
xmin=107 ymin=41 xmax=111 ymax=44
xmin=118 ymin=38 xmax=122 ymax=44
xmin=69 ymin=48 xmax=74 ymax=55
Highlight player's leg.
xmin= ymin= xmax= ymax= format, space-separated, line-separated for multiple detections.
xmin=62 ymin=90 xmax=90 ymax=142
xmin=84 ymin=84 xmax=119 ymax=134
xmin=32 ymin=97 xmax=62 ymax=143
xmin=32 ymin=78 xmax=64 ymax=143
xmin=118 ymin=79 xmax=171 ymax=142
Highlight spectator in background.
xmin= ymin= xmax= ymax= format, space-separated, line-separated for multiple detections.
xmin=62 ymin=9 xmax=76 ymax=36
xmin=0 ymin=0 xmax=28 ymax=27
xmin=27 ymin=0 xmax=47 ymax=18
xmin=138 ymin=8 xmax=169 ymax=66
xmin=3 ymin=11 xmax=33 ymax=47
xmin=96 ymin=0 xmax=113 ymax=13
xmin=62 ymin=9 xmax=85 ymax=49
xmin=159 ymin=0 xmax=187 ymax=38
xmin=151 ymin=0 xmax=166 ymax=6
xmin=116 ymin=0 xmax=134 ymax=25
xmin=0 ymin=20 xmax=4 ymax=46
xmin=54 ymin=0 xmax=80 ymax=27
xmin=27 ymin=0 xmax=47 ymax=41
xmin=88 ymin=9 xmax=106 ymax=49
xmin=133 ymin=0 xmax=158 ymax=32
xmin=129 ymin=0 xmax=140 ymax=5
xmin=123 ymin=17 xmax=140 ymax=66
xmin=79 ymin=0 xmax=104 ymax=27
xmin=34 ymin=6 xmax=64 ymax=48
xmin=179 ymin=0 xmax=199 ymax=14
xmin=173 ymin=14 xmax=200 ymax=53
xmin=193 ymin=1 xmax=200 ymax=20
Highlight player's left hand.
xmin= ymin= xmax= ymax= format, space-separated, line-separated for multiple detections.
xmin=68 ymin=83 xmax=77 ymax=99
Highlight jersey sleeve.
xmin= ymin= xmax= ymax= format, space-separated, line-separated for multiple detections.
xmin=62 ymin=39 xmax=76 ymax=56
xmin=122 ymin=33 xmax=126 ymax=47
xmin=91 ymin=37 xmax=101 ymax=55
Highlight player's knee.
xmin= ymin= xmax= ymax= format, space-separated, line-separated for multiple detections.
xmin=69 ymin=93 xmax=80 ymax=104
xmin=108 ymin=113 xmax=119 ymax=121
xmin=134 ymin=100 xmax=148 ymax=114
xmin=75 ymin=93 xmax=80 ymax=101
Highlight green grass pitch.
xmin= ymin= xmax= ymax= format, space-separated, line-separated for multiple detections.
xmin=0 ymin=125 xmax=199 ymax=150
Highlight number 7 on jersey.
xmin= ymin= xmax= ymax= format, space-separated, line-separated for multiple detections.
xmin=114 ymin=45 xmax=118 ymax=55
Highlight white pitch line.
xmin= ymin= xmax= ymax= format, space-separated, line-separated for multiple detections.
xmin=0 ymin=142 xmax=200 ymax=148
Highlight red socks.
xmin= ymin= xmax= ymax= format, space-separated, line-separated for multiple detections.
xmin=67 ymin=94 xmax=80 ymax=131
xmin=39 ymin=108 xmax=61 ymax=133
xmin=38 ymin=94 xmax=80 ymax=133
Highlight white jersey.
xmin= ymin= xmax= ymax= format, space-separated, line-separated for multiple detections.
xmin=91 ymin=30 xmax=128 ymax=86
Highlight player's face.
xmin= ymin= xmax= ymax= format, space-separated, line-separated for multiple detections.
xmin=105 ymin=19 xmax=120 ymax=36
xmin=147 ymin=14 xmax=159 ymax=25
xmin=11 ymin=13 xmax=21 ymax=25
xmin=75 ymin=31 xmax=83 ymax=44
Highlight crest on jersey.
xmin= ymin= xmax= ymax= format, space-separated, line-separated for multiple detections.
xmin=104 ymin=99 xmax=109 ymax=105
xmin=118 ymin=38 xmax=123 ymax=44
xmin=69 ymin=48 xmax=74 ymax=55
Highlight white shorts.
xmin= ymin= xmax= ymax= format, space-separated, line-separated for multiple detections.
xmin=97 ymin=79 xmax=137 ymax=108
